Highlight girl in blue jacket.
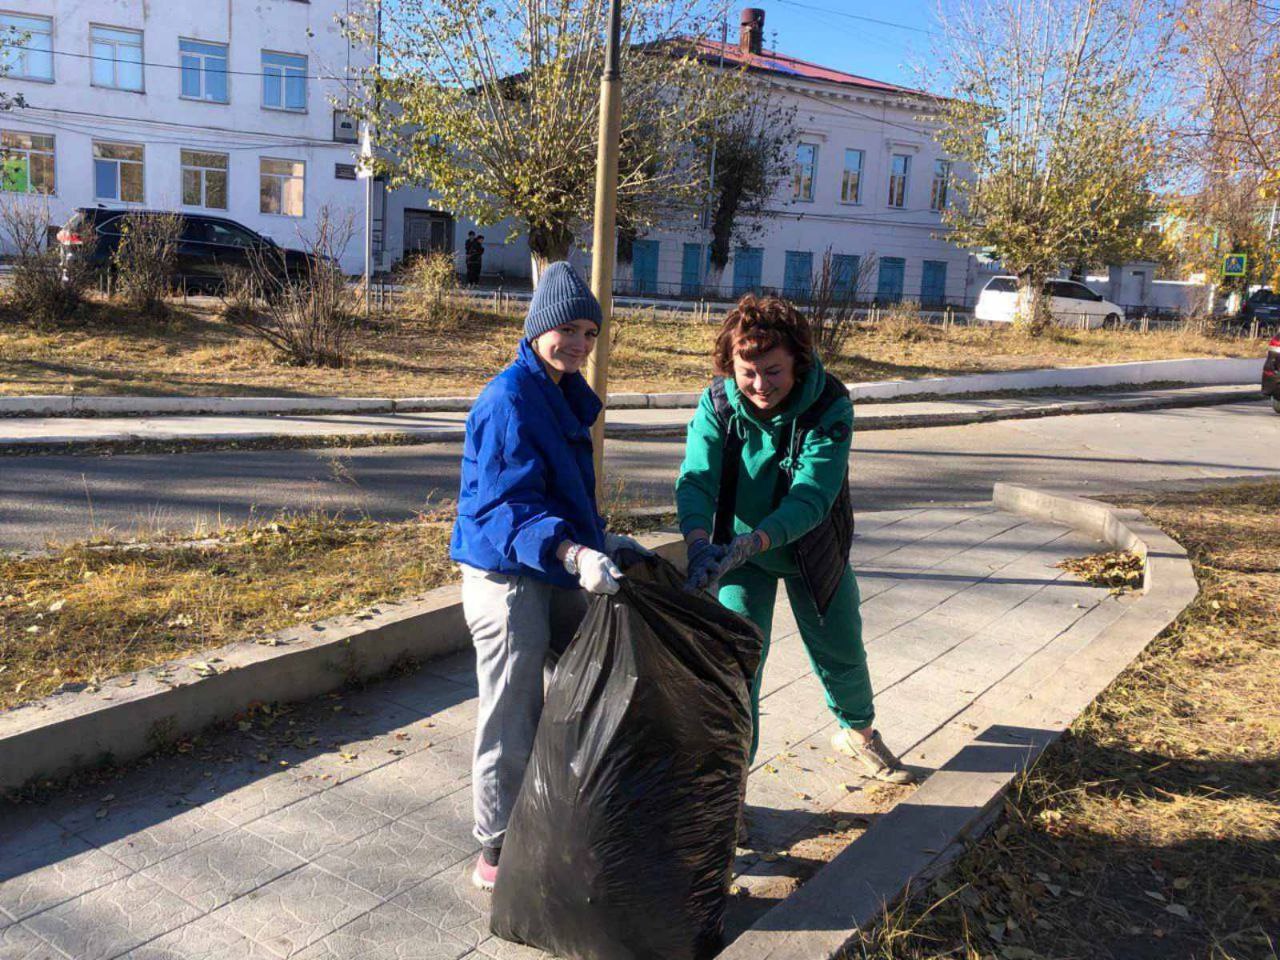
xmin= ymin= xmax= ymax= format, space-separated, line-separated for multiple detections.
xmin=450 ymin=261 xmax=646 ymax=891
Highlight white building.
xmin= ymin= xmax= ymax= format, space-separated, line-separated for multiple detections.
xmin=381 ymin=8 xmax=976 ymax=305
xmin=605 ymin=8 xmax=972 ymax=305
xmin=0 ymin=0 xmax=372 ymax=272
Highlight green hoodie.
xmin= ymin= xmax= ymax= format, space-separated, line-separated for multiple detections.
xmin=675 ymin=354 xmax=854 ymax=577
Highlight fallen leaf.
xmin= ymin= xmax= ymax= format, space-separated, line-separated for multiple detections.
xmin=1144 ymin=890 xmax=1166 ymax=902
xmin=1165 ymin=904 xmax=1190 ymax=920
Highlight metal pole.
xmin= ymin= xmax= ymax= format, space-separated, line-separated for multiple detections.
xmin=362 ymin=0 xmax=383 ymax=318
xmin=585 ymin=0 xmax=623 ymax=501
xmin=700 ymin=16 xmax=728 ymax=295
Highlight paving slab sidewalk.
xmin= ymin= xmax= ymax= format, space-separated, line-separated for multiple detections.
xmin=0 ymin=504 xmax=1132 ymax=959
xmin=0 ymin=384 xmax=1260 ymax=453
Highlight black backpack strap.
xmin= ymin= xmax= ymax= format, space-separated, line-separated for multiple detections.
xmin=710 ymin=377 xmax=743 ymax=546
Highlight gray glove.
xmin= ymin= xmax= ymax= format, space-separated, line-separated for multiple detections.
xmin=712 ymin=531 xmax=767 ymax=580
xmin=603 ymin=531 xmax=654 ymax=563
xmin=685 ymin=537 xmax=728 ymax=592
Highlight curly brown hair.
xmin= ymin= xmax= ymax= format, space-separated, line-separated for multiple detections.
xmin=712 ymin=293 xmax=814 ymax=378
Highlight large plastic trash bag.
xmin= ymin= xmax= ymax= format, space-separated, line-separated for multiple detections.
xmin=490 ymin=553 xmax=764 ymax=960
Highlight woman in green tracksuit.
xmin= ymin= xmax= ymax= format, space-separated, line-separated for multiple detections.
xmin=676 ymin=293 xmax=912 ymax=785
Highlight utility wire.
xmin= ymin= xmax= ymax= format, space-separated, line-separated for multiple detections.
xmin=0 ymin=42 xmax=364 ymax=84
xmin=771 ymin=0 xmax=939 ymax=37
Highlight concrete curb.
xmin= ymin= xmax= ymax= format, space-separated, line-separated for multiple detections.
xmin=0 ymin=531 xmax=682 ymax=794
xmin=0 ymin=356 xmax=1259 ymax=418
xmin=0 ymin=386 xmax=1259 ymax=457
xmin=716 ymin=484 xmax=1199 ymax=960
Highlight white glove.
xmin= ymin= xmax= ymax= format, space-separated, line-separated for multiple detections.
xmin=603 ymin=531 xmax=654 ymax=562
xmin=564 ymin=544 xmax=624 ymax=595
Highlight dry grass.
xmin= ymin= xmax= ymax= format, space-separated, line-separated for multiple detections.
xmin=0 ymin=493 xmax=676 ymax=712
xmin=0 ymin=295 xmax=1264 ymax=399
xmin=845 ymin=481 xmax=1280 ymax=960
xmin=0 ymin=512 xmax=455 ymax=711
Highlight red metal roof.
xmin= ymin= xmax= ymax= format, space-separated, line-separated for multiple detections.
xmin=691 ymin=38 xmax=927 ymax=96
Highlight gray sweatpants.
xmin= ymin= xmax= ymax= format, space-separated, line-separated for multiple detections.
xmin=460 ymin=564 xmax=588 ymax=849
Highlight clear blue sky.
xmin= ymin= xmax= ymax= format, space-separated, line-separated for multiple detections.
xmin=729 ymin=0 xmax=945 ymax=91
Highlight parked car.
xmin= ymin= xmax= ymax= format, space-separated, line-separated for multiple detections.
xmin=975 ymin=276 xmax=1124 ymax=329
xmin=56 ymin=207 xmax=321 ymax=294
xmin=1263 ymin=335 xmax=1280 ymax=414
xmin=1234 ymin=288 xmax=1280 ymax=328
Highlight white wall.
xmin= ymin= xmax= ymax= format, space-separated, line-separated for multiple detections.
xmin=2 ymin=0 xmax=371 ymax=271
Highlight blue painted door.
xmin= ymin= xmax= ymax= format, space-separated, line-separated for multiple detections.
xmin=921 ymin=260 xmax=947 ymax=306
xmin=733 ymin=246 xmax=763 ymax=297
xmin=831 ymin=254 xmax=860 ymax=300
xmin=877 ymin=257 xmax=905 ymax=303
xmin=631 ymin=239 xmax=659 ymax=295
xmin=783 ymin=250 xmax=813 ymax=300
xmin=681 ymin=242 xmax=706 ymax=296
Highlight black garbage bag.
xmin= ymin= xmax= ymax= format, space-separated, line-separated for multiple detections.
xmin=490 ymin=553 xmax=764 ymax=960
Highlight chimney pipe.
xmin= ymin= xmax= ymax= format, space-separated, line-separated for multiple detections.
xmin=740 ymin=8 xmax=764 ymax=56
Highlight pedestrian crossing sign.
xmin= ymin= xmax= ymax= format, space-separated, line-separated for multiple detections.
xmin=1222 ymin=253 xmax=1247 ymax=277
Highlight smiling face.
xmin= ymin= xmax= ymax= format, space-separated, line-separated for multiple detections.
xmin=532 ymin=319 xmax=599 ymax=378
xmin=732 ymin=343 xmax=797 ymax=413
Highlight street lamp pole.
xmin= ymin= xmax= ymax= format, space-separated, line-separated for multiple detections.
xmin=585 ymin=0 xmax=623 ymax=503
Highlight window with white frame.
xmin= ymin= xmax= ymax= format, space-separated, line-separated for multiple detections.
xmin=181 ymin=150 xmax=228 ymax=209
xmin=90 ymin=25 xmax=143 ymax=91
xmin=259 ymin=157 xmax=304 ymax=216
xmin=0 ymin=130 xmax=54 ymax=193
xmin=888 ymin=153 xmax=910 ymax=208
xmin=841 ymin=148 xmax=863 ymax=204
xmin=0 ymin=13 xmax=54 ymax=82
xmin=93 ymin=140 xmax=144 ymax=202
xmin=792 ymin=142 xmax=817 ymax=201
xmin=180 ymin=39 xmax=228 ymax=103
xmin=261 ymin=51 xmax=306 ymax=111
xmin=930 ymin=159 xmax=951 ymax=211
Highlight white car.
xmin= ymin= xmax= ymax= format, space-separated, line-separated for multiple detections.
xmin=975 ymin=276 xmax=1124 ymax=329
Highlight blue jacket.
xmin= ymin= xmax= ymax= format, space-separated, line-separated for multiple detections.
xmin=450 ymin=339 xmax=606 ymax=588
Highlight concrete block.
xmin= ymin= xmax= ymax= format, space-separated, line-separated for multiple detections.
xmin=216 ymin=864 xmax=381 ymax=958
xmin=121 ymin=913 xmax=280 ymax=960
xmin=140 ymin=829 xmax=305 ymax=913
xmin=293 ymin=902 xmax=473 ymax=960
xmin=0 ymin=396 xmax=73 ymax=417
xmin=314 ymin=818 xmax=472 ymax=900
xmin=24 ymin=873 xmax=203 ymax=960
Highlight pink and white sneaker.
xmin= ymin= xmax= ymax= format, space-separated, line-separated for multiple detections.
xmin=471 ymin=850 xmax=499 ymax=891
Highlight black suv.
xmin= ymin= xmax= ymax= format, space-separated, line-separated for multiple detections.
xmin=57 ymin=207 xmax=320 ymax=293
xmin=1236 ymin=288 xmax=1280 ymax=330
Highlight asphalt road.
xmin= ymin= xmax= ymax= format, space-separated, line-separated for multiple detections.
xmin=1 ymin=399 xmax=1276 ymax=552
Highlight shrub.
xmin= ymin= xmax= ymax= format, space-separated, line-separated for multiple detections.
xmin=0 ymin=194 xmax=90 ymax=327
xmin=217 ymin=266 xmax=262 ymax=326
xmin=234 ymin=206 xmax=358 ymax=367
xmin=875 ymin=300 xmax=929 ymax=341
xmin=112 ymin=211 xmax=181 ymax=319
xmin=398 ymin=250 xmax=461 ymax=328
xmin=809 ymin=249 xmax=877 ymax=361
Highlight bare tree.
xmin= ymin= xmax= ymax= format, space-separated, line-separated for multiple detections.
xmin=1165 ymin=0 xmax=1280 ymax=292
xmin=930 ymin=0 xmax=1167 ymax=332
xmin=808 ymin=248 xmax=878 ymax=362
xmin=704 ymin=84 xmax=797 ymax=295
xmin=236 ymin=207 xmax=358 ymax=368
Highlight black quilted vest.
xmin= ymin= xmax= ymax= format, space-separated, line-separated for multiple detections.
xmin=709 ymin=371 xmax=855 ymax=616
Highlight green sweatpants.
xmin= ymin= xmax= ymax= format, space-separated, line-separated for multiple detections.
xmin=717 ymin=562 xmax=874 ymax=760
